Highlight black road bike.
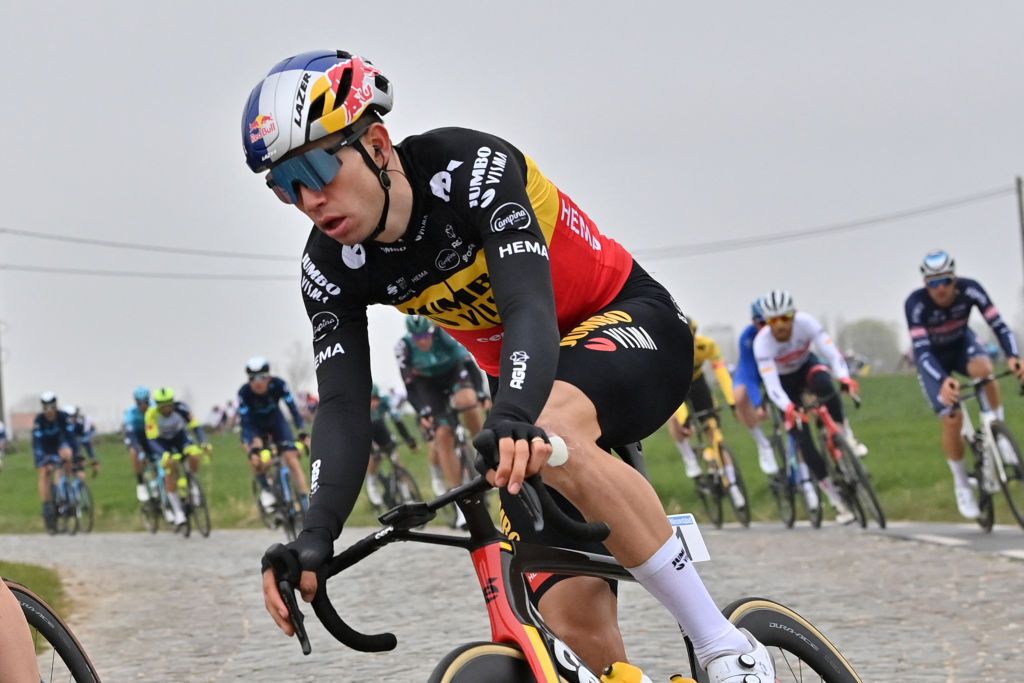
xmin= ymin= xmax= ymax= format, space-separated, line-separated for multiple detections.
xmin=268 ymin=431 xmax=862 ymax=682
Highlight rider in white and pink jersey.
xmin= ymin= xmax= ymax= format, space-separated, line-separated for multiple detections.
xmin=753 ymin=290 xmax=867 ymax=523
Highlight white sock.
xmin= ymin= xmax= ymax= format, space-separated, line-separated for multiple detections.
xmin=997 ymin=405 xmax=1005 ymax=421
xmin=168 ymin=491 xmax=185 ymax=517
xmin=948 ymin=459 xmax=971 ymax=489
xmin=748 ymin=425 xmax=770 ymax=449
xmin=626 ymin=535 xmax=749 ymax=668
xmin=818 ymin=478 xmax=846 ymax=510
xmin=676 ymin=440 xmax=700 ymax=474
xmin=798 ymin=461 xmax=811 ymax=483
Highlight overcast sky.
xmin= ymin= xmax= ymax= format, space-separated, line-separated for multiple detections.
xmin=2 ymin=2 xmax=1023 ymax=428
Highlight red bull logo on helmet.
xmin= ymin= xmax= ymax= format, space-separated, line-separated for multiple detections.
xmin=248 ymin=114 xmax=278 ymax=144
xmin=325 ymin=57 xmax=381 ymax=126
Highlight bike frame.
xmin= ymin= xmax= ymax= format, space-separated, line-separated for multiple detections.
xmin=959 ymin=372 xmax=1016 ymax=490
xmin=280 ymin=480 xmax=694 ymax=682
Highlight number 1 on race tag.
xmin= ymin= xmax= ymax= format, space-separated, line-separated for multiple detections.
xmin=667 ymin=514 xmax=711 ymax=563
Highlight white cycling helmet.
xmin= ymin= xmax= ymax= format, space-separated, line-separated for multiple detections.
xmin=246 ymin=356 xmax=271 ymax=377
xmin=760 ymin=290 xmax=796 ymax=318
xmin=920 ymin=249 xmax=955 ymax=277
xmin=40 ymin=391 xmax=58 ymax=406
xmin=63 ymin=405 xmax=79 ymax=416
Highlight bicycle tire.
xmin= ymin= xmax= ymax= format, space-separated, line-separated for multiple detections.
xmin=769 ymin=435 xmax=796 ymax=528
xmin=990 ymin=422 xmax=1024 ymax=529
xmin=77 ymin=483 xmax=95 ymax=533
xmin=722 ymin=445 xmax=751 ymax=527
xmin=141 ymin=497 xmax=160 ymax=533
xmin=57 ymin=488 xmax=79 ymax=536
xmin=427 ymin=641 xmax=538 ymax=683
xmin=831 ymin=451 xmax=866 ymax=529
xmin=393 ymin=465 xmax=424 ymax=504
xmin=7 ymin=579 xmax=101 ymax=683
xmin=188 ymin=475 xmax=211 ymax=538
xmin=834 ymin=435 xmax=885 ymax=529
xmin=803 ymin=478 xmax=824 ymax=529
xmin=696 ymin=473 xmax=724 ymax=529
xmin=724 ymin=596 xmax=862 ymax=683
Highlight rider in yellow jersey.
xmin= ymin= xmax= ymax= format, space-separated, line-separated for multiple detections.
xmin=666 ymin=321 xmax=745 ymax=508
xmin=145 ymin=387 xmax=209 ymax=528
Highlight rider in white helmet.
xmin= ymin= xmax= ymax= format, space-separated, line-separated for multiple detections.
xmin=754 ymin=290 xmax=867 ymax=524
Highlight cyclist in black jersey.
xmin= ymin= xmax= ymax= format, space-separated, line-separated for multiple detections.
xmin=248 ymin=51 xmax=774 ymax=680
xmin=397 ymin=315 xmax=485 ymax=506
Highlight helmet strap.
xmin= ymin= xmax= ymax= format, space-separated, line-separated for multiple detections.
xmin=353 ymin=139 xmax=391 ymax=241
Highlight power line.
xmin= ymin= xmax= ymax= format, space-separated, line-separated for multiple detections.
xmin=632 ymin=185 xmax=1016 ymax=261
xmin=0 ymin=226 xmax=294 ymax=261
xmin=1 ymin=184 xmax=1014 ymax=278
xmin=0 ymin=264 xmax=293 ymax=281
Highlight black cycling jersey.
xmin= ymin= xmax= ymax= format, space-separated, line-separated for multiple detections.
xmin=301 ymin=127 xmax=634 ymax=538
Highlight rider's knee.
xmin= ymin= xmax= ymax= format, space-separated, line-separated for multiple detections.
xmin=968 ymin=356 xmax=994 ymax=376
xmin=941 ymin=409 xmax=963 ymax=429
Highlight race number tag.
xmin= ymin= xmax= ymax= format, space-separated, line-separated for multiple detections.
xmin=667 ymin=513 xmax=711 ymax=563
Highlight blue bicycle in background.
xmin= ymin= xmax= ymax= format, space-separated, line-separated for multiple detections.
xmin=52 ymin=462 xmax=95 ymax=535
xmin=252 ymin=443 xmax=306 ymax=542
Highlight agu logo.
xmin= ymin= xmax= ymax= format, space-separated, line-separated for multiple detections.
xmin=509 ymin=350 xmax=529 ymax=390
xmin=248 ymin=114 xmax=277 ymax=144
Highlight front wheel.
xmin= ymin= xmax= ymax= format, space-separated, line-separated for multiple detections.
xmin=724 ymin=597 xmax=863 ymax=683
xmin=990 ymin=422 xmax=1024 ymax=528
xmin=835 ymin=436 xmax=886 ymax=529
xmin=427 ymin=641 xmax=535 ymax=683
xmin=187 ymin=474 xmax=211 ymax=538
xmin=722 ymin=445 xmax=751 ymax=527
xmin=77 ymin=482 xmax=95 ymax=533
xmin=8 ymin=579 xmax=101 ymax=683
xmin=769 ymin=435 xmax=796 ymax=528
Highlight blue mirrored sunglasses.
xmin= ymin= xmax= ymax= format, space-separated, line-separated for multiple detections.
xmin=926 ymin=276 xmax=954 ymax=289
xmin=266 ymin=137 xmax=353 ymax=204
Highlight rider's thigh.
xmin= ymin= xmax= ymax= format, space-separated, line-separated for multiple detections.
xmin=966 ymin=355 xmax=994 ymax=378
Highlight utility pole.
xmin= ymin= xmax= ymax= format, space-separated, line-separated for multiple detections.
xmin=1017 ymin=176 xmax=1024 ymax=280
xmin=0 ymin=322 xmax=5 ymax=425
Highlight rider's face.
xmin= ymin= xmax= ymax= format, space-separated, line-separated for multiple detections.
xmin=413 ymin=334 xmax=434 ymax=352
xmin=925 ymin=276 xmax=956 ymax=307
xmin=289 ymin=140 xmax=384 ymax=246
xmin=768 ymin=314 xmax=794 ymax=342
xmin=158 ymin=403 xmax=175 ymax=416
xmin=249 ymin=375 xmax=270 ymax=394
xmin=43 ymin=404 xmax=57 ymax=418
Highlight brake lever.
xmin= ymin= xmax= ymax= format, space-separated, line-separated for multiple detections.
xmin=278 ymin=578 xmax=312 ymax=655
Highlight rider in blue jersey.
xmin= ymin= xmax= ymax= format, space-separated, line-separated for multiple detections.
xmin=732 ymin=300 xmax=777 ymax=475
xmin=239 ymin=357 xmax=309 ymax=511
xmin=905 ymin=249 xmax=1024 ymax=519
xmin=32 ymin=392 xmax=77 ymax=534
xmin=124 ymin=386 xmax=155 ymax=502
xmin=64 ymin=406 xmax=100 ymax=479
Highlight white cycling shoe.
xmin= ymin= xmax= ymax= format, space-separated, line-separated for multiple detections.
xmin=259 ymin=489 xmax=277 ymax=510
xmin=136 ymin=484 xmax=150 ymax=502
xmin=757 ymin=446 xmax=779 ymax=475
xmin=955 ymin=485 xmax=981 ymax=519
xmin=728 ymin=485 xmax=747 ymax=509
xmin=705 ymin=628 xmax=775 ymax=683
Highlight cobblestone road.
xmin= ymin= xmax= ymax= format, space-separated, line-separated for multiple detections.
xmin=2 ymin=524 xmax=1020 ymax=681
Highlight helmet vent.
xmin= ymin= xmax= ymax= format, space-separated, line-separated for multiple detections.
xmin=374 ymin=73 xmax=390 ymax=93
xmin=336 ymin=67 xmax=353 ymax=103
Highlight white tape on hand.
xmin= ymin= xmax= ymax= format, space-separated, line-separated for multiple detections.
xmin=547 ymin=435 xmax=569 ymax=467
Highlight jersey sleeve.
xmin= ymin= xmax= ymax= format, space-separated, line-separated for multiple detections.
xmin=448 ymin=134 xmax=559 ymax=425
xmin=301 ymin=251 xmax=374 ymax=540
xmin=276 ymin=378 xmax=305 ymax=428
xmin=963 ymin=278 xmax=1020 ymax=359
xmin=905 ymin=293 xmax=947 ymax=383
xmin=803 ymin=313 xmax=849 ymax=380
xmin=237 ymin=387 xmax=255 ymax=433
xmin=754 ymin=329 xmax=793 ymax=412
